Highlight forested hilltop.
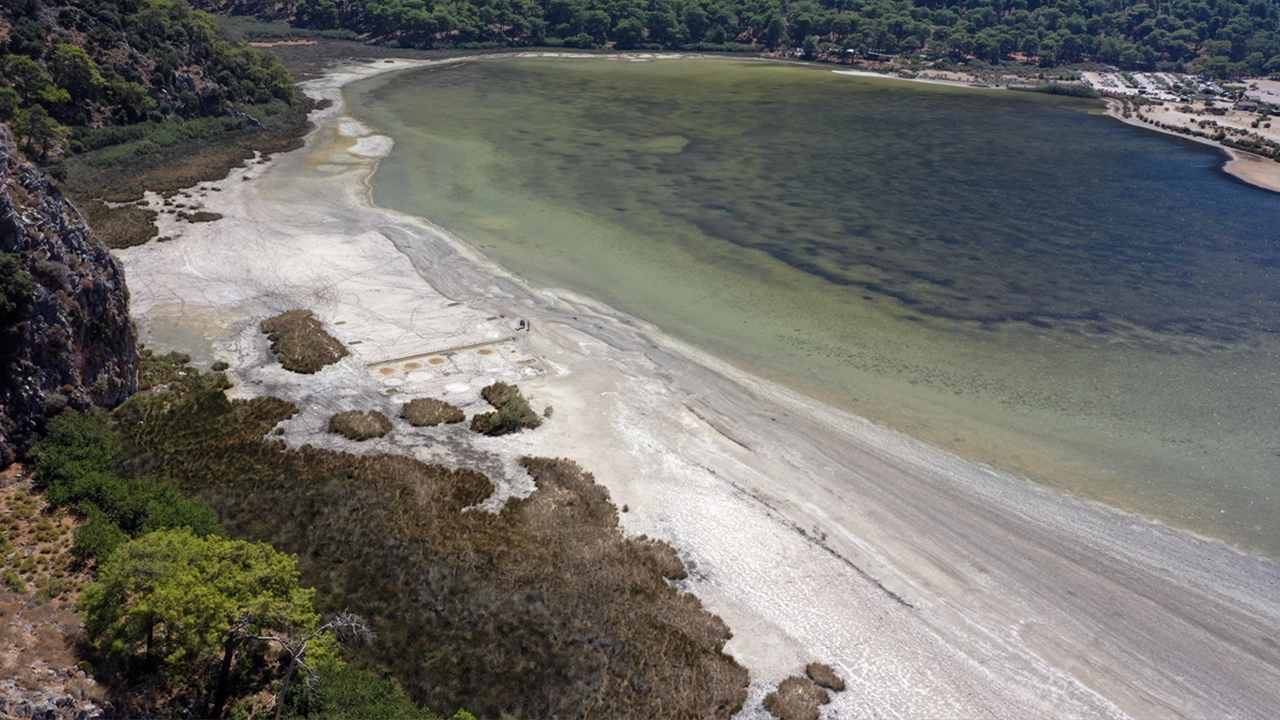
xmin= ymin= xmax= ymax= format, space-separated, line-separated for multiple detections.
xmin=0 ymin=0 xmax=317 ymax=248
xmin=198 ymin=0 xmax=1280 ymax=76
xmin=0 ymin=0 xmax=295 ymax=161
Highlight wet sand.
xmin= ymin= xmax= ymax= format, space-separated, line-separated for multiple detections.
xmin=116 ymin=60 xmax=1280 ymax=718
xmin=1223 ymin=149 xmax=1280 ymax=192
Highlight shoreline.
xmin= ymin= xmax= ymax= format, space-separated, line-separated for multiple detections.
xmin=837 ymin=65 xmax=1280 ymax=196
xmin=115 ymin=58 xmax=1280 ymax=717
xmin=1103 ymin=97 xmax=1280 ymax=193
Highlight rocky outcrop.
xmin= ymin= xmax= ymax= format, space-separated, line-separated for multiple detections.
xmin=0 ymin=126 xmax=138 ymax=465
xmin=0 ymin=678 xmax=105 ymax=720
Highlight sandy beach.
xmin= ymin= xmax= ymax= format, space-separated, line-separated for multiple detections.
xmin=116 ymin=59 xmax=1280 ymax=718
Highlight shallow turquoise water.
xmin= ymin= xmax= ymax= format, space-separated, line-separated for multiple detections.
xmin=348 ymin=57 xmax=1280 ymax=556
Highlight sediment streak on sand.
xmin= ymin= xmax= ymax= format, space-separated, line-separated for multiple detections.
xmin=117 ymin=58 xmax=1280 ymax=718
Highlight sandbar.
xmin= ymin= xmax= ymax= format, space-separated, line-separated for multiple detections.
xmin=115 ymin=59 xmax=1280 ymax=718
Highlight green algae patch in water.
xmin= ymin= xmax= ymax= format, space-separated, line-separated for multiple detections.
xmin=347 ymin=57 xmax=1280 ymax=557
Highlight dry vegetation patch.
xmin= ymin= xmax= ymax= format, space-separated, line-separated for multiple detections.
xmin=0 ymin=466 xmax=105 ymax=717
xmin=62 ymin=99 xmax=316 ymax=245
xmin=176 ymin=210 xmax=223 ymax=223
xmin=763 ymin=675 xmax=830 ymax=720
xmin=328 ymin=410 xmax=393 ymax=441
xmin=401 ymin=398 xmax=465 ymax=427
xmin=260 ymin=309 xmax=348 ymax=374
xmin=113 ymin=364 xmax=749 ymax=718
xmin=0 ymin=467 xmax=91 ymax=602
xmin=80 ymin=200 xmax=158 ymax=249
xmin=632 ymin=535 xmax=690 ymax=580
xmin=0 ymin=591 xmax=106 ymax=715
xmin=806 ymin=661 xmax=845 ymax=691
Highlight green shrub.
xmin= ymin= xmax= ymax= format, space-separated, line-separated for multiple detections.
xmin=0 ymin=252 xmax=34 ymax=331
xmin=470 ymin=382 xmax=541 ymax=436
xmin=29 ymin=411 xmax=122 ymax=494
xmin=285 ymin=661 xmax=424 ymax=719
xmin=71 ymin=512 xmax=129 ymax=564
xmin=30 ymin=410 xmax=222 ymax=561
xmin=1034 ymin=82 xmax=1100 ymax=99
xmin=3 ymin=569 xmax=27 ymax=593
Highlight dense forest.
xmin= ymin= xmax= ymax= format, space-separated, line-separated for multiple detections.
xmin=0 ymin=0 xmax=296 ymax=161
xmin=194 ymin=0 xmax=1280 ymax=76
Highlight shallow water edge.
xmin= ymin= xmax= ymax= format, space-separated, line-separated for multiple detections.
xmin=346 ymin=55 xmax=1280 ymax=559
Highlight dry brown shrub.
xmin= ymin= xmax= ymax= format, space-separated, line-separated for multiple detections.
xmin=806 ymin=661 xmax=846 ymax=691
xmin=177 ymin=210 xmax=223 ymax=223
xmin=114 ymin=366 xmax=749 ymax=719
xmin=400 ymin=398 xmax=465 ymax=427
xmin=763 ymin=675 xmax=830 ymax=720
xmin=0 ymin=591 xmax=104 ymax=700
xmin=260 ymin=309 xmax=348 ymax=374
xmin=632 ymin=535 xmax=689 ymax=579
xmin=328 ymin=410 xmax=393 ymax=441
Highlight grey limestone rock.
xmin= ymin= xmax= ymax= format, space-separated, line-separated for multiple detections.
xmin=0 ymin=124 xmax=139 ymax=464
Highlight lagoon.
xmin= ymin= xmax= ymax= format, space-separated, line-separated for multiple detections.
xmin=347 ymin=57 xmax=1280 ymax=557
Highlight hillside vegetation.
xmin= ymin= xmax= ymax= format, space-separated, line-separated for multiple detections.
xmin=1 ymin=0 xmax=314 ymax=246
xmin=195 ymin=0 xmax=1280 ymax=76
xmin=1 ymin=0 xmax=295 ymax=160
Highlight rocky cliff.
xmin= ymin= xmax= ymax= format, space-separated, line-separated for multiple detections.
xmin=0 ymin=125 xmax=138 ymax=465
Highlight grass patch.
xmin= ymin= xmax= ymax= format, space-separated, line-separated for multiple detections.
xmin=0 ymin=468 xmax=93 ymax=601
xmin=470 ymin=382 xmax=542 ymax=436
xmin=329 ymin=410 xmax=393 ymax=441
xmin=400 ymin=398 xmax=465 ymax=427
xmin=762 ymin=675 xmax=829 ymax=720
xmin=60 ymin=98 xmax=316 ymax=245
xmin=136 ymin=347 xmax=195 ymax=391
xmin=77 ymin=116 xmax=254 ymax=167
xmin=111 ymin=362 xmax=748 ymax=717
xmin=79 ymin=201 xmax=159 ymax=250
xmin=261 ymin=309 xmax=348 ymax=374
xmin=805 ymin=662 xmax=845 ymax=691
